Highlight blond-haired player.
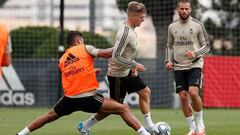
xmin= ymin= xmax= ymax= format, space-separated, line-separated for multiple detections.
xmin=78 ymin=1 xmax=156 ymax=135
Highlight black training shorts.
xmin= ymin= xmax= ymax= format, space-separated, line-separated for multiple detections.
xmin=53 ymin=93 xmax=104 ymax=116
xmin=107 ymin=71 xmax=147 ymax=103
xmin=174 ymin=68 xmax=202 ymax=93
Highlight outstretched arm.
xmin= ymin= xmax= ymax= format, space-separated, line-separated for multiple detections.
xmin=85 ymin=45 xmax=113 ymax=58
xmin=97 ymin=47 xmax=113 ymax=58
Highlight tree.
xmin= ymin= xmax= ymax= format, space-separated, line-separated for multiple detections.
xmin=11 ymin=26 xmax=112 ymax=58
xmin=196 ymin=0 xmax=240 ymax=56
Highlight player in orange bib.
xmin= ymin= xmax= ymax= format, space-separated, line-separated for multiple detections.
xmin=0 ymin=22 xmax=12 ymax=78
xmin=17 ymin=31 xmax=150 ymax=135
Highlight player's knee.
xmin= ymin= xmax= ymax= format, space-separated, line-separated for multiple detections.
xmin=189 ymin=91 xmax=198 ymax=98
xmin=138 ymin=87 xmax=150 ymax=98
xmin=179 ymin=92 xmax=188 ymax=102
xmin=189 ymin=87 xmax=199 ymax=97
xmin=46 ymin=110 xmax=58 ymax=122
xmin=121 ymin=104 xmax=130 ymax=113
xmin=145 ymin=87 xmax=151 ymax=96
xmin=47 ymin=110 xmax=55 ymax=116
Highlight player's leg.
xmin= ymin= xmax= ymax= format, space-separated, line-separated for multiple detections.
xmin=137 ymin=87 xmax=155 ymax=130
xmin=17 ymin=96 xmax=75 ymax=135
xmin=78 ymin=92 xmax=150 ymax=135
xmin=99 ymin=97 xmax=150 ymax=135
xmin=16 ymin=96 xmax=68 ymax=135
xmin=188 ymin=86 xmax=202 ymax=113
xmin=127 ymin=72 xmax=154 ymax=131
xmin=175 ymin=70 xmax=197 ymax=135
xmin=188 ymin=68 xmax=205 ymax=135
xmin=77 ymin=112 xmax=110 ymax=134
xmin=17 ymin=109 xmax=60 ymax=135
xmin=179 ymin=91 xmax=197 ymax=135
xmin=77 ymin=76 xmax=127 ymax=133
xmin=179 ymin=91 xmax=193 ymax=117
xmin=76 ymin=93 xmax=110 ymax=135
xmin=189 ymin=86 xmax=205 ymax=134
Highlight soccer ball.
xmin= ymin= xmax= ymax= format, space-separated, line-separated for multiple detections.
xmin=152 ymin=122 xmax=171 ymax=135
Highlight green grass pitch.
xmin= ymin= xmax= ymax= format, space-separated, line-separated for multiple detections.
xmin=1 ymin=108 xmax=239 ymax=135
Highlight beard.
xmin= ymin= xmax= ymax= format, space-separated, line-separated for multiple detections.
xmin=180 ymin=13 xmax=190 ymax=20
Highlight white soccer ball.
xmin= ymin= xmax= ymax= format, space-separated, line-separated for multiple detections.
xmin=152 ymin=122 xmax=171 ymax=135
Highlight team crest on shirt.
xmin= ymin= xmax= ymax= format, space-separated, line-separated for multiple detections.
xmin=189 ymin=29 xmax=193 ymax=35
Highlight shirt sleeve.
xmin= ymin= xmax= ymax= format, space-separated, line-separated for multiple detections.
xmin=85 ymin=45 xmax=100 ymax=57
xmin=112 ymin=26 xmax=137 ymax=69
xmin=195 ymin=23 xmax=210 ymax=57
xmin=165 ymin=25 xmax=174 ymax=63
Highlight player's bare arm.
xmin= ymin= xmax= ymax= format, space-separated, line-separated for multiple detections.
xmin=85 ymin=45 xmax=113 ymax=58
xmin=97 ymin=47 xmax=113 ymax=58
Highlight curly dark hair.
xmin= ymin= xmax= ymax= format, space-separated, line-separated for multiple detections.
xmin=66 ymin=31 xmax=83 ymax=46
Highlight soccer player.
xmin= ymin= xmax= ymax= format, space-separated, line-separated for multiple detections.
xmin=165 ymin=0 xmax=210 ymax=135
xmin=16 ymin=31 xmax=150 ymax=135
xmin=78 ymin=1 xmax=155 ymax=134
xmin=0 ymin=22 xmax=12 ymax=77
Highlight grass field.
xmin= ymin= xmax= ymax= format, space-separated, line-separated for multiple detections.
xmin=1 ymin=108 xmax=239 ymax=135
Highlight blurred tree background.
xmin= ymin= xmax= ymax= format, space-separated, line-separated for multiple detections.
xmin=195 ymin=0 xmax=240 ymax=56
xmin=10 ymin=26 xmax=112 ymax=58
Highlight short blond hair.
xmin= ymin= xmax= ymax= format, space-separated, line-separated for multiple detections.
xmin=127 ymin=1 xmax=146 ymax=15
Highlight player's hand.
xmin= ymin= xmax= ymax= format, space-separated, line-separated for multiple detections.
xmin=165 ymin=61 xmax=173 ymax=70
xmin=94 ymin=68 xmax=102 ymax=75
xmin=131 ymin=69 xmax=138 ymax=77
xmin=134 ymin=63 xmax=146 ymax=72
xmin=185 ymin=50 xmax=196 ymax=59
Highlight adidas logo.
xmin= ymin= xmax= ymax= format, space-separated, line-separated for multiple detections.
xmin=64 ymin=53 xmax=80 ymax=68
xmin=0 ymin=65 xmax=35 ymax=106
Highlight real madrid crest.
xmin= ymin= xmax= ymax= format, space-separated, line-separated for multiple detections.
xmin=189 ymin=28 xmax=193 ymax=35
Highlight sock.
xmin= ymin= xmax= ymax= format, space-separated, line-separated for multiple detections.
xmin=82 ymin=115 xmax=98 ymax=129
xmin=137 ymin=126 xmax=151 ymax=135
xmin=143 ymin=113 xmax=154 ymax=129
xmin=196 ymin=110 xmax=205 ymax=129
xmin=186 ymin=116 xmax=197 ymax=131
xmin=17 ymin=127 xmax=30 ymax=135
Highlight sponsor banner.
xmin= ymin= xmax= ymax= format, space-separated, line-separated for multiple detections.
xmin=0 ymin=65 xmax=35 ymax=106
xmin=203 ymin=56 xmax=240 ymax=108
xmin=0 ymin=59 xmax=59 ymax=107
